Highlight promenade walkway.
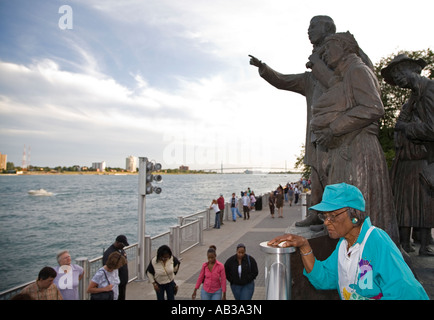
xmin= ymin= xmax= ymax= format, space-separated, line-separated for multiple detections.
xmin=126 ymin=201 xmax=433 ymax=300
xmin=126 ymin=200 xmax=303 ymax=300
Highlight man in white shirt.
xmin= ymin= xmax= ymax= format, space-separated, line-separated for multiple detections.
xmin=242 ymin=192 xmax=250 ymax=220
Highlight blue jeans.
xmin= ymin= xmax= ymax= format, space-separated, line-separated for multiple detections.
xmin=155 ymin=281 xmax=176 ymax=300
xmin=214 ymin=212 xmax=220 ymax=228
xmin=201 ymin=287 xmax=222 ymax=300
xmin=230 ymin=282 xmax=255 ymax=300
xmin=231 ymin=207 xmax=242 ymax=220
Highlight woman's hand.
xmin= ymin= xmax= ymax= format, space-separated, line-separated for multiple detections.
xmin=268 ymin=233 xmax=309 ymax=250
xmin=87 ymin=281 xmax=113 ymax=294
xmin=104 ymin=284 xmax=114 ymax=292
xmin=268 ymin=234 xmax=315 ymax=273
xmin=192 ymin=289 xmax=197 ymax=300
xmin=153 ymin=282 xmax=160 ymax=292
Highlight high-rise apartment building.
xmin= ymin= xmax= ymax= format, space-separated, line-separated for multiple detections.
xmin=0 ymin=153 xmax=7 ymax=170
xmin=92 ymin=161 xmax=106 ymax=172
xmin=126 ymin=156 xmax=137 ymax=172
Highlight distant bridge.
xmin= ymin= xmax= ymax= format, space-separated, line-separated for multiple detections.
xmin=201 ymin=166 xmax=297 ymax=174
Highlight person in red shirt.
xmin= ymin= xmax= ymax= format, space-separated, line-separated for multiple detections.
xmin=217 ymin=194 xmax=225 ymax=225
xmin=192 ymin=246 xmax=226 ymax=300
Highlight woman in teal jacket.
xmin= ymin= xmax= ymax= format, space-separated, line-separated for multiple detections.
xmin=268 ymin=183 xmax=428 ymax=300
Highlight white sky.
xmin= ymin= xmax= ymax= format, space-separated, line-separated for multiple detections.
xmin=0 ymin=0 xmax=433 ymax=171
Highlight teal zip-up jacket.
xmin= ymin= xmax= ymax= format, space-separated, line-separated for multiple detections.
xmin=303 ymin=217 xmax=428 ymax=300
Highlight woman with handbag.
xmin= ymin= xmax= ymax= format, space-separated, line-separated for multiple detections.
xmin=146 ymin=245 xmax=181 ymax=300
xmin=87 ymin=251 xmax=126 ymax=300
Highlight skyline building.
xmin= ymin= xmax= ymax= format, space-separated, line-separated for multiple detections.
xmin=0 ymin=152 xmax=7 ymax=170
xmin=92 ymin=161 xmax=106 ymax=172
xmin=126 ymin=155 xmax=137 ymax=172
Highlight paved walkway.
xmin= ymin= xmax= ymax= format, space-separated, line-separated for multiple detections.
xmin=126 ymin=201 xmax=433 ymax=300
xmin=126 ymin=200 xmax=303 ymax=300
xmin=406 ymin=233 xmax=434 ymax=299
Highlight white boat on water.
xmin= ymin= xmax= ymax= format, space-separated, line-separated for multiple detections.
xmin=28 ymin=189 xmax=53 ymax=196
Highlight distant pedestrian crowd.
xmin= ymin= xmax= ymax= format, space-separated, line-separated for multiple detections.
xmin=209 ymin=188 xmax=259 ymax=230
xmin=268 ymin=179 xmax=310 ymax=219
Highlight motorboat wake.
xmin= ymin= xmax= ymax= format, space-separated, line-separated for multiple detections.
xmin=28 ymin=189 xmax=54 ymax=196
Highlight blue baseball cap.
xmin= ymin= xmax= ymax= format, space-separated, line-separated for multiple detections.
xmin=309 ymin=183 xmax=365 ymax=212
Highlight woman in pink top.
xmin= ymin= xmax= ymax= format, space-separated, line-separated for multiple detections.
xmin=192 ymin=246 xmax=226 ymax=300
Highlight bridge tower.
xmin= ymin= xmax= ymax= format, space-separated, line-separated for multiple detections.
xmin=21 ymin=144 xmax=27 ymax=171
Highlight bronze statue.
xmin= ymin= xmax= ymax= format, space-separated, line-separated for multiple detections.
xmin=311 ymin=32 xmax=399 ymax=244
xmin=249 ymin=16 xmax=373 ymax=228
xmin=249 ymin=18 xmax=399 ymax=244
xmin=382 ymin=54 xmax=434 ymax=255
xmin=249 ymin=15 xmax=337 ymax=228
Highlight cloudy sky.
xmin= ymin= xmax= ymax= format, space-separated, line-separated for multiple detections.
xmin=0 ymin=0 xmax=433 ymax=171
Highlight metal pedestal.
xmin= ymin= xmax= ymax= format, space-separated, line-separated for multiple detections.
xmin=260 ymin=241 xmax=295 ymax=300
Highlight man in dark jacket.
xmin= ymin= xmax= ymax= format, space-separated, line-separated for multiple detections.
xmin=224 ymin=243 xmax=258 ymax=300
xmin=103 ymin=235 xmax=129 ymax=299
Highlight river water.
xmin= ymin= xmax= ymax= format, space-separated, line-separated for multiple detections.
xmin=0 ymin=173 xmax=300 ymax=292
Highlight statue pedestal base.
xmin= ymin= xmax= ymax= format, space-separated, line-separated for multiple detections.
xmin=285 ymin=223 xmax=340 ymax=300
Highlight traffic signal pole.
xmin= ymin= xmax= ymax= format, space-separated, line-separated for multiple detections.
xmin=137 ymin=157 xmax=147 ymax=280
xmin=137 ymin=157 xmax=162 ymax=281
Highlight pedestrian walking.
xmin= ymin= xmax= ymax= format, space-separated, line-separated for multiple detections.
xmin=250 ymin=192 xmax=256 ymax=211
xmin=268 ymin=191 xmax=276 ymax=218
xmin=146 ymin=245 xmax=180 ymax=300
xmin=242 ymin=192 xmax=250 ymax=220
xmin=294 ymin=186 xmax=300 ymax=204
xmin=102 ymin=235 xmax=129 ymax=300
xmin=276 ymin=186 xmax=284 ymax=218
xmin=210 ymin=199 xmax=221 ymax=229
xmin=192 ymin=246 xmax=226 ymax=300
xmin=217 ymin=194 xmax=225 ymax=225
xmin=287 ymin=186 xmax=294 ymax=206
xmin=224 ymin=243 xmax=258 ymax=300
xmin=230 ymin=193 xmax=242 ymax=221
xmin=88 ymin=251 xmax=126 ymax=300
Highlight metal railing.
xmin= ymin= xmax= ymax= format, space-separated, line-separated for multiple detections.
xmin=0 ymin=194 xmax=267 ymax=300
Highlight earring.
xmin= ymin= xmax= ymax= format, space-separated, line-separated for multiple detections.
xmin=352 ymin=218 xmax=359 ymax=224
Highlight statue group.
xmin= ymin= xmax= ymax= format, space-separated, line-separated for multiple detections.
xmin=249 ymin=16 xmax=433 ymax=255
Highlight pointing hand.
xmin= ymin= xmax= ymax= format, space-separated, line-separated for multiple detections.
xmin=249 ymin=55 xmax=263 ymax=68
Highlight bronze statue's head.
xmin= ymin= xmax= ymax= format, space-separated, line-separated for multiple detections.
xmin=323 ymin=31 xmax=359 ymax=55
xmin=308 ymin=15 xmax=336 ymax=46
xmin=320 ymin=32 xmax=359 ymax=69
xmin=380 ymin=54 xmax=427 ymax=86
